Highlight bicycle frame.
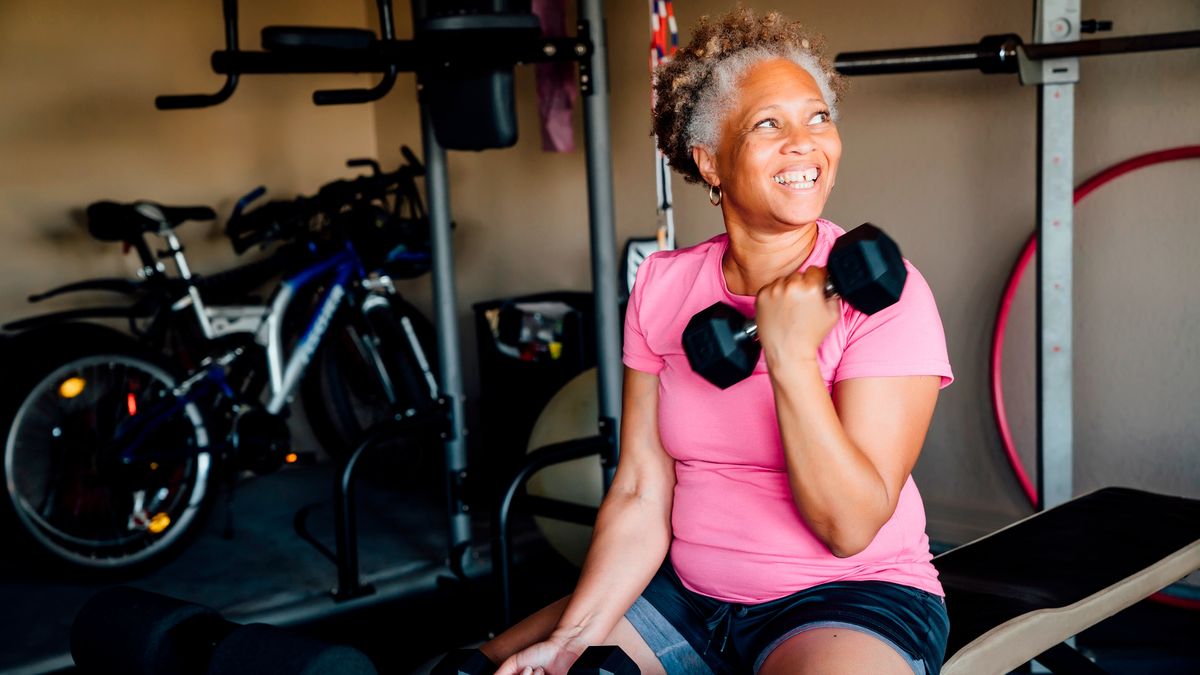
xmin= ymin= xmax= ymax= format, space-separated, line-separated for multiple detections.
xmin=168 ymin=237 xmax=367 ymax=416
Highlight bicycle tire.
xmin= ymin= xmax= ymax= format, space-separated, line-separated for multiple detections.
xmin=0 ymin=324 xmax=214 ymax=574
xmin=300 ymin=295 xmax=438 ymax=467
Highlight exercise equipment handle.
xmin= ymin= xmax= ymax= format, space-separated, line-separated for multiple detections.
xmin=155 ymin=0 xmax=241 ymax=109
xmin=739 ymin=276 xmax=836 ymax=341
xmin=312 ymin=0 xmax=398 ymax=105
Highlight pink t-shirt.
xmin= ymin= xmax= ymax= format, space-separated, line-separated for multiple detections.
xmin=623 ymin=219 xmax=953 ymax=603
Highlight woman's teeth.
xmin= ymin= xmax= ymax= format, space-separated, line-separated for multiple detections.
xmin=773 ymin=168 xmax=820 ymax=189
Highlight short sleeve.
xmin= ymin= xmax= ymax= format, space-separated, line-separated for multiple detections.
xmin=623 ymin=253 xmax=665 ymax=374
xmin=833 ymin=262 xmax=954 ymax=388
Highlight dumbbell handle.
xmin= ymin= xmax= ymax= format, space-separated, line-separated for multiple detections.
xmin=737 ymin=276 xmax=838 ymax=341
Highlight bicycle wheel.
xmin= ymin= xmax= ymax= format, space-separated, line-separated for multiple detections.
xmin=2 ymin=346 xmax=213 ymax=573
xmin=301 ymin=295 xmax=438 ymax=466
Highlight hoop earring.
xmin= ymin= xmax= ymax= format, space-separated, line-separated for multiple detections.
xmin=708 ymin=184 xmax=722 ymax=207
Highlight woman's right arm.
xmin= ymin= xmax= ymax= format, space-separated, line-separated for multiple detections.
xmin=493 ymin=367 xmax=676 ymax=674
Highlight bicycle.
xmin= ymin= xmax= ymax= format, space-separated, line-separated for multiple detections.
xmin=0 ymin=151 xmax=442 ymax=573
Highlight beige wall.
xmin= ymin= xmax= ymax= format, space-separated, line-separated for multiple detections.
xmin=375 ymin=0 xmax=1200 ymax=542
xmin=2 ymin=0 xmax=1196 ymax=543
xmin=0 ymin=0 xmax=378 ymax=319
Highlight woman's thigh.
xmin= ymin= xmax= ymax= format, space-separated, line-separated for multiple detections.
xmin=757 ymin=627 xmax=914 ymax=675
xmin=743 ymin=581 xmax=949 ymax=675
xmin=481 ymin=596 xmax=666 ymax=675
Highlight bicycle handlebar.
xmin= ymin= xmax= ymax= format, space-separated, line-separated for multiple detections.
xmin=224 ymin=152 xmax=424 ymax=254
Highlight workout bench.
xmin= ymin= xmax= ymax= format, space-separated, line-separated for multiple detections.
xmin=937 ymin=487 xmax=1200 ymax=673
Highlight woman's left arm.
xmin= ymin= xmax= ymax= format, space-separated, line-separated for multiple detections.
xmin=769 ymin=363 xmax=940 ymax=558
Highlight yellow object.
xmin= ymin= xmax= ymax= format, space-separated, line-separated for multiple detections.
xmin=549 ymin=341 xmax=563 ymax=360
xmin=58 ymin=377 xmax=85 ymax=399
xmin=148 ymin=513 xmax=171 ymax=534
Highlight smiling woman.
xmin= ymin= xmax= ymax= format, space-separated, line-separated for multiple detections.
xmin=478 ymin=8 xmax=955 ymax=675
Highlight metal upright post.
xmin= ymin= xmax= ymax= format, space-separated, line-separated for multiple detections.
xmin=1033 ymin=0 xmax=1079 ymax=510
xmin=578 ymin=0 xmax=623 ymax=488
xmin=420 ymin=105 xmax=474 ymax=565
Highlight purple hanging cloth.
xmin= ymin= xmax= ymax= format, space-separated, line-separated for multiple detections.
xmin=533 ymin=0 xmax=578 ymax=152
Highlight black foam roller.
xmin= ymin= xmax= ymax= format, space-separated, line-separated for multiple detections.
xmin=207 ymin=623 xmax=378 ymax=675
xmin=70 ymin=586 xmax=220 ymax=675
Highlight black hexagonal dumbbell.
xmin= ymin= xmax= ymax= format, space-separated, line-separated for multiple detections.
xmin=432 ymin=645 xmax=638 ymax=674
xmin=682 ymin=223 xmax=907 ymax=389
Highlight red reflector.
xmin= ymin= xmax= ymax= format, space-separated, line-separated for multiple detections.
xmin=127 ymin=393 xmax=138 ymax=416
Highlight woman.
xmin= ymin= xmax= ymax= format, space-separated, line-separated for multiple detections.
xmin=485 ymin=8 xmax=953 ymax=674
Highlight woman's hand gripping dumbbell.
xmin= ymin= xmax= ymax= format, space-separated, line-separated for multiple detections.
xmin=682 ymin=223 xmax=907 ymax=389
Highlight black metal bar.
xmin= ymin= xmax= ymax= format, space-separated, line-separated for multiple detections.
xmin=332 ymin=430 xmax=374 ymax=602
xmin=292 ymin=504 xmax=338 ymax=564
xmin=313 ymin=0 xmax=398 ymax=105
xmin=329 ymin=411 xmax=447 ymax=602
xmin=837 ymin=34 xmax=1022 ymax=76
xmin=517 ymin=495 xmax=600 ymax=527
xmin=1023 ymin=29 xmax=1200 ymax=60
xmin=211 ymin=37 xmax=591 ymax=75
xmin=155 ymin=0 xmax=239 ymax=109
xmin=836 ymin=29 xmax=1200 ymax=77
xmin=212 ymin=49 xmax=390 ymax=74
xmin=837 ymin=42 xmax=996 ymax=75
xmin=494 ymin=435 xmax=611 ymax=627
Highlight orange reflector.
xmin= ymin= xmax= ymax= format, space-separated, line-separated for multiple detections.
xmin=150 ymin=462 xmax=159 ymax=471
xmin=285 ymin=453 xmax=298 ymax=464
xmin=148 ymin=513 xmax=170 ymax=534
xmin=59 ymin=377 xmax=86 ymax=399
xmin=127 ymin=393 xmax=137 ymax=416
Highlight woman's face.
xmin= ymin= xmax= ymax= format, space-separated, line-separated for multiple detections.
xmin=694 ymin=58 xmax=842 ymax=232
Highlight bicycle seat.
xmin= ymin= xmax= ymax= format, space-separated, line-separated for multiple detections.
xmin=86 ymin=201 xmax=216 ymax=243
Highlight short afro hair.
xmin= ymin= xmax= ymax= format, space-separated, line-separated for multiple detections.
xmin=651 ymin=7 xmax=847 ymax=185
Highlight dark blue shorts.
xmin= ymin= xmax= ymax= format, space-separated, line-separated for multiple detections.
xmin=624 ymin=563 xmax=950 ymax=674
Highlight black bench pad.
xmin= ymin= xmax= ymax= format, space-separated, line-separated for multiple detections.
xmin=935 ymin=487 xmax=1200 ymax=672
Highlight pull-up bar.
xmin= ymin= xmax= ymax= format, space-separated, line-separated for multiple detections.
xmin=836 ymin=29 xmax=1200 ymax=79
xmin=157 ymin=0 xmax=592 ymax=110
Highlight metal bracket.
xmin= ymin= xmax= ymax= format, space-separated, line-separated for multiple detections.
xmin=1021 ymin=0 xmax=1081 ymax=86
xmin=1017 ymin=45 xmax=1079 ymax=86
